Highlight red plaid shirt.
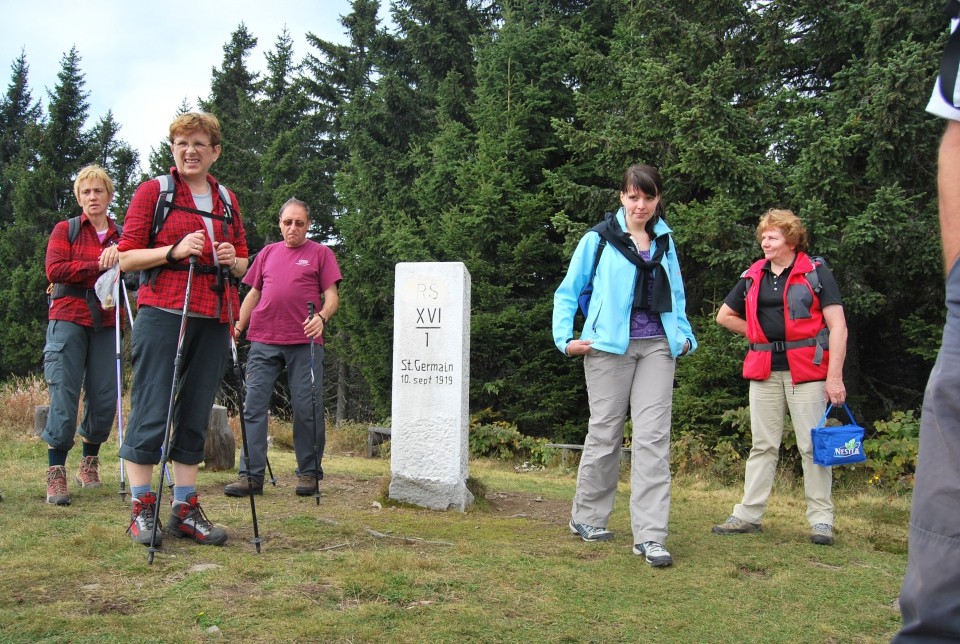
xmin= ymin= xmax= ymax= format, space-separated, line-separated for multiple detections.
xmin=118 ymin=169 xmax=247 ymax=321
xmin=46 ymin=213 xmax=122 ymax=327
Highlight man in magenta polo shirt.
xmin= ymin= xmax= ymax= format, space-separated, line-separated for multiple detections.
xmin=227 ymin=197 xmax=341 ymax=497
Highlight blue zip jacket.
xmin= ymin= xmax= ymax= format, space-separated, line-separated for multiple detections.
xmin=553 ymin=208 xmax=697 ymax=357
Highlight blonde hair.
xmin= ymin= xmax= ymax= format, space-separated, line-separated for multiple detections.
xmin=73 ymin=165 xmax=114 ymax=203
xmin=169 ymin=112 xmax=222 ymax=147
xmin=756 ymin=208 xmax=808 ymax=252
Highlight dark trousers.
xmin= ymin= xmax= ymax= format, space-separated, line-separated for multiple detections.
xmin=119 ymin=307 xmax=228 ymax=465
xmin=239 ymin=341 xmax=325 ymax=479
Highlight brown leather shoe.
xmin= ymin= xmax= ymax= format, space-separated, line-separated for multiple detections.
xmin=223 ymin=475 xmax=264 ymax=497
xmin=296 ymin=475 xmax=318 ymax=496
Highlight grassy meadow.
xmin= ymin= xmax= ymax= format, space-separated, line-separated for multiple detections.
xmin=0 ymin=377 xmax=910 ymax=643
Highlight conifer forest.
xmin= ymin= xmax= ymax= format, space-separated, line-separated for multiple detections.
xmin=0 ymin=1 xmax=948 ymax=450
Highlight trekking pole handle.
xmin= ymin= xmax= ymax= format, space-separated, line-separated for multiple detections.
xmin=308 ymin=301 xmax=315 ymax=320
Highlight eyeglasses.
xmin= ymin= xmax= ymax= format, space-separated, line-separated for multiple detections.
xmin=173 ymin=140 xmax=212 ymax=152
xmin=281 ymin=219 xmax=308 ymax=228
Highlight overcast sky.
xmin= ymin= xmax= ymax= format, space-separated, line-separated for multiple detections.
xmin=0 ymin=0 xmax=376 ymax=173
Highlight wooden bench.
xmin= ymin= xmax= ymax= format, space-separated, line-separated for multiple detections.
xmin=545 ymin=443 xmax=631 ymax=467
xmin=367 ymin=426 xmax=392 ymax=458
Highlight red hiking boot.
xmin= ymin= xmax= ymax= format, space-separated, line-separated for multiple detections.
xmin=46 ymin=465 xmax=70 ymax=506
xmin=167 ymin=493 xmax=227 ymax=546
xmin=75 ymin=456 xmax=102 ymax=488
xmin=128 ymin=493 xmax=163 ymax=547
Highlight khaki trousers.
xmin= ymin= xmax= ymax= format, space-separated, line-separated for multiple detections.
xmin=572 ymin=337 xmax=675 ymax=544
xmin=732 ymin=371 xmax=833 ymax=526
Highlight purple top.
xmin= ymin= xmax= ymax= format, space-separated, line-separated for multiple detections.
xmin=629 ymin=249 xmax=666 ymax=339
xmin=243 ymin=240 xmax=342 ymax=345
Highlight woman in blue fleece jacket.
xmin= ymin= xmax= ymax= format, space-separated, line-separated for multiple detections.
xmin=553 ymin=164 xmax=696 ymax=567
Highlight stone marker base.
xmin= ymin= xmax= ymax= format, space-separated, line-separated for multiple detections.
xmin=389 ymin=474 xmax=475 ymax=512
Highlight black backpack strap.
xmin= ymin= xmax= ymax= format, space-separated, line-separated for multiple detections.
xmin=67 ymin=216 xmax=81 ymax=244
xmin=806 ymin=256 xmax=825 ymax=294
xmin=216 ymin=183 xmax=233 ymax=240
xmin=941 ymin=1 xmax=960 ymax=107
xmin=151 ymin=174 xmax=176 ymax=243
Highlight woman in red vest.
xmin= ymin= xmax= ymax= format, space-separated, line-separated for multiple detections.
xmin=711 ymin=209 xmax=848 ymax=545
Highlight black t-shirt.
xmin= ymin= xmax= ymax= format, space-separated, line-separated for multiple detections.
xmin=723 ymin=260 xmax=843 ymax=371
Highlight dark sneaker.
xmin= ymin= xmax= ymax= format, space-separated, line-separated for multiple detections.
xmin=810 ymin=523 xmax=834 ymax=546
xmin=712 ymin=515 xmax=762 ymax=535
xmin=46 ymin=465 xmax=71 ymax=506
xmin=633 ymin=541 xmax=673 ymax=567
xmin=75 ymin=456 xmax=102 ymax=489
xmin=296 ymin=474 xmax=318 ymax=496
xmin=224 ymin=474 xmax=264 ymax=497
xmin=128 ymin=493 xmax=162 ymax=547
xmin=569 ymin=518 xmax=614 ymax=542
xmin=167 ymin=493 xmax=228 ymax=545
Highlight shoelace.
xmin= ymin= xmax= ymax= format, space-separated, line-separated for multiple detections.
xmin=49 ymin=474 xmax=68 ymax=495
xmin=184 ymin=503 xmax=215 ymax=533
xmin=128 ymin=503 xmax=157 ymax=534
xmin=644 ymin=542 xmax=667 ymax=555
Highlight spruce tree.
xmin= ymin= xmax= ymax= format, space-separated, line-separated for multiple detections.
xmin=200 ymin=24 xmax=264 ymax=248
xmin=0 ymin=50 xmax=42 ymax=225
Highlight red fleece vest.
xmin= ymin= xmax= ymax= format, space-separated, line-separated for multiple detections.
xmin=742 ymin=252 xmax=830 ymax=384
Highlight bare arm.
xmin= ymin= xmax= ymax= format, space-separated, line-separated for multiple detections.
xmin=716 ymin=303 xmax=747 ymax=336
xmin=822 ymin=303 xmax=848 ymax=405
xmin=235 ymin=287 xmax=261 ymax=334
xmin=304 ymin=283 xmax=340 ymax=339
xmin=940 ymin=119 xmax=960 ymax=273
xmin=320 ymin=283 xmax=340 ymax=320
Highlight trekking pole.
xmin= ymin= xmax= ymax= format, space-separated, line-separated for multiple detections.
xmin=307 ymin=301 xmax=322 ymax=506
xmin=121 ymin=278 xmax=136 ymax=330
xmin=114 ymin=272 xmax=127 ymax=501
xmin=265 ymin=452 xmax=278 ymax=486
xmin=147 ymin=256 xmax=196 ymax=565
xmin=224 ymin=269 xmax=262 ymax=553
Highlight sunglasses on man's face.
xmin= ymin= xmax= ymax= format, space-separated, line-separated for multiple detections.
xmin=281 ymin=219 xmax=308 ymax=228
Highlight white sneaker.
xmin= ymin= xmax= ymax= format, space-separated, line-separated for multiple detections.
xmin=569 ymin=519 xmax=614 ymax=542
xmin=633 ymin=541 xmax=673 ymax=567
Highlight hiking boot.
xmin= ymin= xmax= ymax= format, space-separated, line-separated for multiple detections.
xmin=296 ymin=474 xmax=318 ymax=497
xmin=75 ymin=456 xmax=102 ymax=489
xmin=224 ymin=474 xmax=264 ymax=497
xmin=128 ymin=493 xmax=162 ymax=547
xmin=712 ymin=515 xmax=762 ymax=535
xmin=810 ymin=523 xmax=834 ymax=546
xmin=45 ymin=465 xmax=71 ymax=506
xmin=167 ymin=493 xmax=228 ymax=546
xmin=569 ymin=518 xmax=614 ymax=542
xmin=633 ymin=541 xmax=673 ymax=567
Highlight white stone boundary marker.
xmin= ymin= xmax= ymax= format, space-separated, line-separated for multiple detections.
xmin=389 ymin=262 xmax=474 ymax=511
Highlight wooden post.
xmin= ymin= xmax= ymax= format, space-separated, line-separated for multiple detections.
xmin=204 ymin=404 xmax=236 ymax=471
xmin=34 ymin=405 xmax=49 ymax=438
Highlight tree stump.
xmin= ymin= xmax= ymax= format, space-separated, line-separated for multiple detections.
xmin=34 ymin=405 xmax=49 ymax=438
xmin=204 ymin=404 xmax=236 ymax=471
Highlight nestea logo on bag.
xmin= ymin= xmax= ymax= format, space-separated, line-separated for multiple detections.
xmin=833 ymin=438 xmax=862 ymax=459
